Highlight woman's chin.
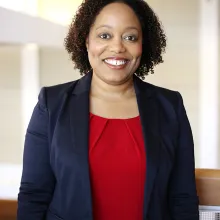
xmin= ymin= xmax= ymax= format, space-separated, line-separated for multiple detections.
xmin=103 ymin=74 xmax=132 ymax=85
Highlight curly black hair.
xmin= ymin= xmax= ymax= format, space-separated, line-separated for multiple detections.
xmin=64 ymin=0 xmax=166 ymax=79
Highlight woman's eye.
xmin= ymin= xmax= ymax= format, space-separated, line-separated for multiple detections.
xmin=124 ymin=35 xmax=137 ymax=41
xmin=99 ymin=33 xmax=111 ymax=39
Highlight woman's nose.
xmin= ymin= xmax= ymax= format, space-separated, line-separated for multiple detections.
xmin=109 ymin=38 xmax=126 ymax=54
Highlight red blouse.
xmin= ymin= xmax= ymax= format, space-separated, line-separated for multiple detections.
xmin=89 ymin=113 xmax=146 ymax=220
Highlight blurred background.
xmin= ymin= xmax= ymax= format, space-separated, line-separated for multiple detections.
xmin=0 ymin=0 xmax=219 ymax=200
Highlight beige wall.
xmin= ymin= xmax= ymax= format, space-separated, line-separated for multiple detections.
xmin=39 ymin=47 xmax=80 ymax=87
xmin=0 ymin=0 xmax=219 ymax=168
xmin=0 ymin=45 xmax=23 ymax=164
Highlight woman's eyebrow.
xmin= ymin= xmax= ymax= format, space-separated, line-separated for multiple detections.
xmin=96 ymin=25 xmax=112 ymax=30
xmin=96 ymin=25 xmax=139 ymax=31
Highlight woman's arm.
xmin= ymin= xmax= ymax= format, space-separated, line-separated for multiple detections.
xmin=168 ymin=92 xmax=199 ymax=220
xmin=17 ymin=88 xmax=55 ymax=220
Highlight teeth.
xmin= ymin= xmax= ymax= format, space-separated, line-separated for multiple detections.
xmin=104 ymin=59 xmax=127 ymax=66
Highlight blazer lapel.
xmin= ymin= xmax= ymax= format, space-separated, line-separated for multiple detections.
xmin=70 ymin=73 xmax=92 ymax=155
xmin=134 ymin=76 xmax=161 ymax=217
xmin=69 ymin=73 xmax=93 ymax=215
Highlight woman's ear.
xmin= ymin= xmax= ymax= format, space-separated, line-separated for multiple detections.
xmin=86 ymin=37 xmax=89 ymax=51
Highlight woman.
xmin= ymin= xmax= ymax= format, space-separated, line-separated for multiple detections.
xmin=17 ymin=0 xmax=199 ymax=220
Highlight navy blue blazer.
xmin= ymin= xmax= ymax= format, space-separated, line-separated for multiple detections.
xmin=17 ymin=73 xmax=199 ymax=220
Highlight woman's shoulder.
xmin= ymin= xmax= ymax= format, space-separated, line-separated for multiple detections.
xmin=141 ymin=80 xmax=181 ymax=103
xmin=38 ymin=79 xmax=80 ymax=110
xmin=45 ymin=80 xmax=79 ymax=97
xmin=141 ymin=81 xmax=186 ymax=123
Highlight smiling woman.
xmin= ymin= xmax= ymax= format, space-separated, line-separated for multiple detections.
xmin=86 ymin=3 xmax=143 ymax=86
xmin=17 ymin=0 xmax=199 ymax=220
xmin=64 ymin=0 xmax=166 ymax=79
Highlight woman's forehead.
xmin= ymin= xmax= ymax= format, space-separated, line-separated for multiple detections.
xmin=92 ymin=2 xmax=141 ymax=30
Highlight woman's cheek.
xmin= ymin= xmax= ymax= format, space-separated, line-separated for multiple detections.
xmin=135 ymin=43 xmax=143 ymax=57
xmin=89 ymin=41 xmax=107 ymax=57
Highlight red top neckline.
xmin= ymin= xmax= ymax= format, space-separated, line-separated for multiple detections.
xmin=90 ymin=112 xmax=140 ymax=121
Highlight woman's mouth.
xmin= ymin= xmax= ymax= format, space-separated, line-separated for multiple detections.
xmin=103 ymin=58 xmax=129 ymax=70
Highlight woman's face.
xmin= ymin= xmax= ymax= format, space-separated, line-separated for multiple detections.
xmin=86 ymin=2 xmax=143 ymax=85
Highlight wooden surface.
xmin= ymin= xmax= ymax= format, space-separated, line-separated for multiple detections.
xmin=0 ymin=199 xmax=17 ymax=220
xmin=196 ymin=169 xmax=220 ymax=206
xmin=0 ymin=169 xmax=220 ymax=219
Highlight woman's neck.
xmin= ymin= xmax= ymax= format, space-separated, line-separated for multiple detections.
xmin=90 ymin=74 xmax=135 ymax=101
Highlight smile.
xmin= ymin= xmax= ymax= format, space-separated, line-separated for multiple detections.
xmin=104 ymin=59 xmax=128 ymax=66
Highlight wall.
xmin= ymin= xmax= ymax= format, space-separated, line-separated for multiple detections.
xmin=39 ymin=47 xmax=80 ymax=87
xmin=0 ymin=45 xmax=23 ymax=164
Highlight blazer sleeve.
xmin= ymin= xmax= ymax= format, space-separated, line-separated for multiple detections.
xmin=17 ymin=88 xmax=55 ymax=220
xmin=168 ymin=92 xmax=199 ymax=220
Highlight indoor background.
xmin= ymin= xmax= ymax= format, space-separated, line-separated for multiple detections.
xmin=0 ymin=0 xmax=219 ymax=199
